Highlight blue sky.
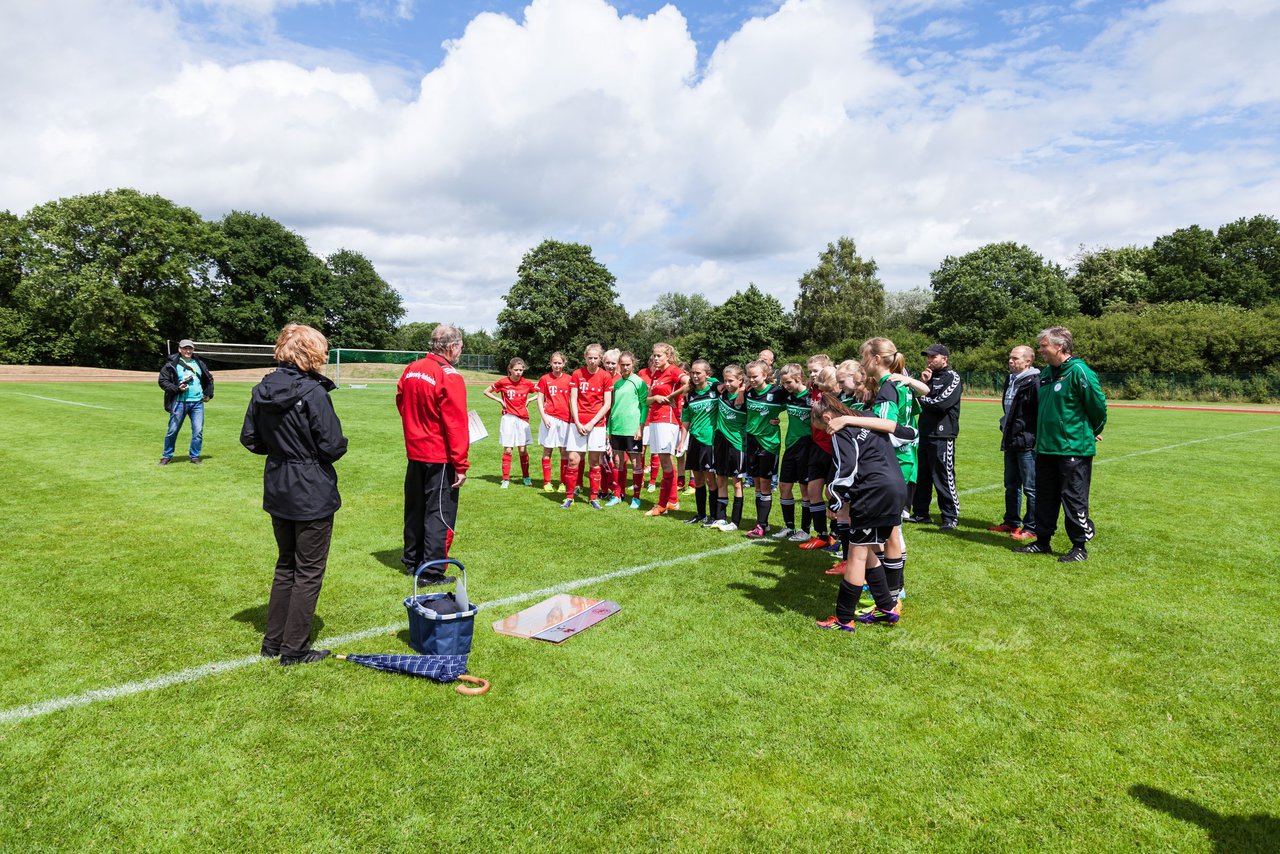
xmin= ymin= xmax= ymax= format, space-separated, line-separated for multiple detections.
xmin=2 ymin=0 xmax=1277 ymax=331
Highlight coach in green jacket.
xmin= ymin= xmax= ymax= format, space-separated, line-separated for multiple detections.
xmin=1015 ymin=326 xmax=1107 ymax=563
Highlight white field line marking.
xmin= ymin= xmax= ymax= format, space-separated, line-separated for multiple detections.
xmin=0 ymin=541 xmax=755 ymax=726
xmin=956 ymin=425 xmax=1280 ymax=496
xmin=10 ymin=392 xmax=112 ymax=410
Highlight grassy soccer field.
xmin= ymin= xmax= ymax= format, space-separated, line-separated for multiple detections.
xmin=1 ymin=381 xmax=1277 ymax=851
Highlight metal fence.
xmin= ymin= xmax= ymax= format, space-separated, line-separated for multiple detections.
xmin=959 ymin=371 xmax=1280 ymax=403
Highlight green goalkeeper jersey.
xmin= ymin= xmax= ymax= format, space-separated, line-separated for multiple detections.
xmin=682 ymin=381 xmax=717 ymax=444
xmin=745 ymin=384 xmax=785 ymax=454
xmin=782 ymin=388 xmax=812 ymax=449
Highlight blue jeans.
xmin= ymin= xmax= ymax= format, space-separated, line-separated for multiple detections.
xmin=1003 ymin=448 xmax=1035 ymax=528
xmin=164 ymin=400 xmax=204 ymax=460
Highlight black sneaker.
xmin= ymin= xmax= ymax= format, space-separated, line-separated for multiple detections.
xmin=414 ymin=571 xmax=456 ymax=587
xmin=905 ymin=514 xmax=933 ymax=524
xmin=939 ymin=520 xmax=958 ymax=531
xmin=260 ymin=645 xmax=280 ymax=659
xmin=1058 ymin=546 xmax=1089 ymax=563
xmin=280 ymin=649 xmax=330 ymax=666
xmin=685 ymin=516 xmax=706 ymax=525
xmin=1014 ymin=541 xmax=1053 ymax=555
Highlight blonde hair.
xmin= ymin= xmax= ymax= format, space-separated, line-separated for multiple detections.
xmin=275 ymin=323 xmax=328 ymax=374
xmin=859 ymin=337 xmax=903 ymax=397
xmin=745 ymin=359 xmax=770 ymax=378
xmin=780 ymin=362 xmax=804 ymax=381
xmin=691 ymin=358 xmax=711 ymax=374
xmin=807 ymin=354 xmax=832 ymax=369
xmin=653 ymin=342 xmax=677 ymax=362
xmin=812 ymin=366 xmax=839 ymax=395
xmin=603 ymin=348 xmax=620 ymax=364
xmin=584 ymin=343 xmax=603 ymax=357
xmin=723 ymin=364 xmax=745 ymax=381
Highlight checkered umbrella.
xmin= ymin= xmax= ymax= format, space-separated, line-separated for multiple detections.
xmin=335 ymin=653 xmax=489 ymax=694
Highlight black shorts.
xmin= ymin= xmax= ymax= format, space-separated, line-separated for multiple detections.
xmin=609 ymin=434 xmax=641 ymax=454
xmin=845 ymin=525 xmax=894 ymax=547
xmin=805 ymin=445 xmax=833 ymax=484
xmin=713 ymin=435 xmax=747 ymax=478
xmin=745 ymin=435 xmax=779 ymax=480
xmin=685 ymin=436 xmax=715 ymax=472
xmin=779 ymin=437 xmax=812 ymax=483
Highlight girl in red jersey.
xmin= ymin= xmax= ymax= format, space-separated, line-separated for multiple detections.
xmin=484 ymin=357 xmax=537 ymax=488
xmin=643 ymin=342 xmax=690 ymax=516
xmin=563 ymin=343 xmax=614 ymax=510
xmin=535 ymin=352 xmax=572 ymax=493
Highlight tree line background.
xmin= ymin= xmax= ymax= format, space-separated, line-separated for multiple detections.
xmin=2 ymin=188 xmax=1278 ymax=398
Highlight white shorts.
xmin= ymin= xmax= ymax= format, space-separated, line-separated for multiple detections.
xmin=641 ymin=425 xmax=651 ymax=446
xmin=648 ymin=422 xmax=681 ymax=456
xmin=499 ymin=414 xmax=533 ymax=448
xmin=565 ymin=424 xmax=607 ymax=453
xmin=539 ymin=417 xmax=569 ymax=448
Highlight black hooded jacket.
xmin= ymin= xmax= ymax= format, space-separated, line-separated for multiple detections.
xmin=240 ymin=364 xmax=348 ymax=521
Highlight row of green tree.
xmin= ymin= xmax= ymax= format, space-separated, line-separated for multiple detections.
xmin=0 ymin=189 xmax=405 ymax=370
xmin=492 ymin=214 xmax=1280 ymax=377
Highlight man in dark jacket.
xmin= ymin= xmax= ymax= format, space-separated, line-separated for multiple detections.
xmin=990 ymin=345 xmax=1039 ymax=539
xmin=906 ymin=343 xmax=962 ymax=529
xmin=241 ymin=324 xmax=348 ymax=666
xmin=157 ymin=339 xmax=214 ymax=465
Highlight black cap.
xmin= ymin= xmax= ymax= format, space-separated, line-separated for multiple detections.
xmin=922 ymin=343 xmax=950 ymax=357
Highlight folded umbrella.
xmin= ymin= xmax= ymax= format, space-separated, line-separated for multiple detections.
xmin=335 ymin=653 xmax=489 ymax=695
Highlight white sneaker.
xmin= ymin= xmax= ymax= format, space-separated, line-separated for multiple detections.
xmin=500 ymin=480 xmax=510 ymax=489
xmin=772 ymin=528 xmax=794 ymax=539
xmin=647 ymin=483 xmax=657 ymax=493
xmin=719 ymin=522 xmax=738 ymax=532
xmin=788 ymin=530 xmax=810 ymax=542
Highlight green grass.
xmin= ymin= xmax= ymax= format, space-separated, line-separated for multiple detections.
xmin=1 ymin=382 xmax=1278 ymax=851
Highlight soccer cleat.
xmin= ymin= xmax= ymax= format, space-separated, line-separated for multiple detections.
xmin=816 ymin=616 xmax=856 ymax=632
xmin=744 ymin=525 xmax=767 ymax=538
xmin=522 ymin=477 xmax=532 ymax=486
xmin=667 ymin=502 xmax=680 ymax=511
xmin=772 ymin=527 xmax=795 ymax=539
xmin=500 ymin=480 xmax=510 ymax=489
xmin=604 ymin=496 xmax=622 ymax=507
xmin=1059 ymin=546 xmax=1089 ymax=563
xmin=719 ymin=522 xmax=738 ymax=532
xmin=825 ymin=563 xmax=846 ymax=575
xmin=682 ymin=485 xmax=696 ymax=496
xmin=589 ymin=500 xmax=603 ymax=510
xmin=905 ymin=514 xmax=932 ymax=524
xmin=645 ymin=506 xmax=668 ymax=517
xmin=629 ymin=498 xmax=642 ymax=510
xmin=799 ymin=535 xmax=831 ymax=550
xmin=1011 ymin=527 xmax=1036 ymax=540
xmin=560 ymin=499 xmax=574 ymax=509
xmin=853 ymin=607 xmax=900 ymax=625
xmin=558 ymin=483 xmax=567 ymax=493
xmin=939 ymin=520 xmax=958 ymax=531
xmin=543 ymin=482 xmax=554 ymax=493
xmin=685 ymin=515 xmax=706 ymax=525
xmin=788 ymin=530 xmax=811 ymax=542
xmin=703 ymin=518 xmax=724 ymax=529
xmin=647 ymin=482 xmax=657 ymax=493
xmin=821 ymin=540 xmax=842 ymax=554
xmin=1014 ymin=541 xmax=1053 ymax=555
xmin=988 ymin=523 xmax=1018 ymax=533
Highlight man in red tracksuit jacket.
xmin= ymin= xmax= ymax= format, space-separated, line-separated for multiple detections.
xmin=397 ymin=324 xmax=470 ymax=583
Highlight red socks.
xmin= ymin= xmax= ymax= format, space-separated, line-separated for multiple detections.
xmin=632 ymin=470 xmax=644 ymax=499
xmin=519 ymin=452 xmax=530 ymax=478
xmin=589 ymin=466 xmax=602 ymax=501
xmin=616 ymin=457 xmax=628 ymax=498
xmin=542 ymin=456 xmax=552 ymax=485
xmin=564 ymin=465 xmax=580 ymax=498
xmin=502 ymin=452 xmax=512 ymax=480
xmin=649 ymin=455 xmax=660 ymax=485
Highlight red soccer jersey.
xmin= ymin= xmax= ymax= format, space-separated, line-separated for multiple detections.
xmin=536 ymin=372 xmax=572 ymax=421
xmin=810 ymin=418 xmax=833 ymax=454
xmin=489 ymin=376 xmax=536 ymax=421
xmin=570 ymin=366 xmax=612 ymax=424
xmin=646 ymin=365 xmax=687 ymax=425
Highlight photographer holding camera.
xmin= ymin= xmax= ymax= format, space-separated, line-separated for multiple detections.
xmin=158 ymin=338 xmax=214 ymax=465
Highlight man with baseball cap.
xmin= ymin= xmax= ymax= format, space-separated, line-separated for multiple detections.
xmin=158 ymin=339 xmax=214 ymax=464
xmin=904 ymin=343 xmax=962 ymax=529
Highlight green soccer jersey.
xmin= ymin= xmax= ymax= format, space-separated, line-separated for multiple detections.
xmin=872 ymin=377 xmax=918 ymax=482
xmin=782 ymin=388 xmax=811 ymax=449
xmin=682 ymin=381 xmax=718 ymax=444
xmin=745 ymin=384 xmax=785 ymax=453
xmin=716 ymin=387 xmax=747 ymax=451
xmin=609 ymin=373 xmax=649 ymax=436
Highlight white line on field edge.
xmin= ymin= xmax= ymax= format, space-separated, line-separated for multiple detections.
xmin=9 ymin=392 xmax=112 ymax=410
xmin=0 ymin=541 xmax=755 ymax=726
xmin=956 ymin=424 xmax=1280 ymax=496
xmin=5 ymin=424 xmax=1278 ymax=726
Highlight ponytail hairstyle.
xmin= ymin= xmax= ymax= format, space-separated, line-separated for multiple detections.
xmin=507 ymin=357 xmax=527 ymax=372
xmin=810 ymin=391 xmax=857 ymax=421
xmin=812 ymin=365 xmax=839 ymax=395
